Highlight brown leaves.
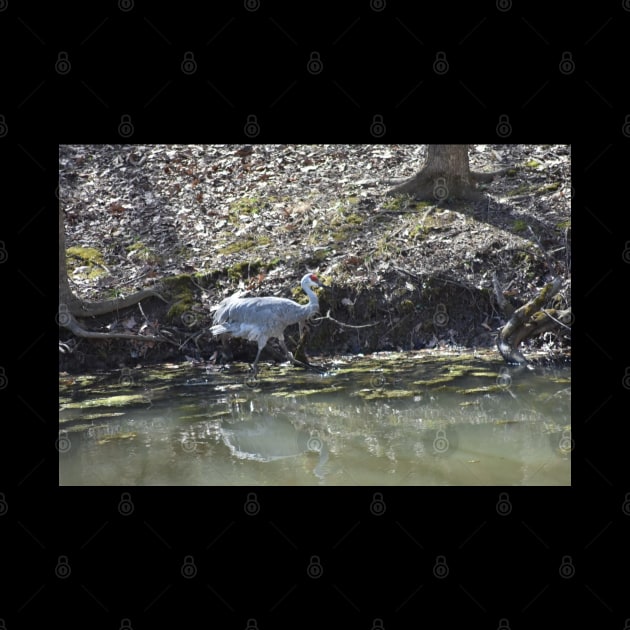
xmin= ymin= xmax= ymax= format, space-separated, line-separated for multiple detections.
xmin=60 ymin=144 xmax=570 ymax=351
xmin=108 ymin=201 xmax=126 ymax=215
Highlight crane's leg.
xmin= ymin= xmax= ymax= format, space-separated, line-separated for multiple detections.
xmin=277 ymin=336 xmax=310 ymax=369
xmin=250 ymin=347 xmax=263 ymax=374
xmin=250 ymin=337 xmax=268 ymax=374
xmin=277 ymin=336 xmax=294 ymax=362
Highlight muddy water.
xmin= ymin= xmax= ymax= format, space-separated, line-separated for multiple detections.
xmin=59 ymin=351 xmax=570 ymax=486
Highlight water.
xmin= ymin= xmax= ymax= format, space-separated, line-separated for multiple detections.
xmin=59 ymin=351 xmax=571 ymax=485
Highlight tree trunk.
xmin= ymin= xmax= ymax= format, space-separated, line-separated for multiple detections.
xmin=59 ymin=207 xmax=83 ymax=314
xmin=387 ymin=144 xmax=485 ymax=201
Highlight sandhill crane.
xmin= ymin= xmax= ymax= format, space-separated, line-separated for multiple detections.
xmin=210 ymin=273 xmax=325 ymax=374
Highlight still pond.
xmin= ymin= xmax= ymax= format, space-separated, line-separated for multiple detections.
xmin=59 ymin=350 xmax=571 ymax=486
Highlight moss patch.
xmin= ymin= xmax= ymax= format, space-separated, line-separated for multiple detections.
xmin=66 ymin=246 xmax=105 ymax=265
xmin=228 ymin=260 xmax=263 ymax=282
xmin=381 ymin=196 xmax=407 ymax=211
xmin=538 ymin=182 xmax=560 ymax=193
xmin=507 ymin=182 xmax=537 ymax=197
xmin=218 ymin=235 xmax=271 ymax=255
xmin=66 ymin=246 xmax=107 ymax=279
xmin=126 ymin=241 xmax=162 ymax=264
xmin=229 ymin=196 xmax=266 ymax=224
xmin=162 ymin=274 xmax=197 ymax=323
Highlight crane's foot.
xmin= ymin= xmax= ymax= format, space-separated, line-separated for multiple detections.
xmin=286 ymin=352 xmax=327 ymax=374
xmin=304 ymin=362 xmax=327 ymax=374
xmin=244 ymin=367 xmax=260 ymax=388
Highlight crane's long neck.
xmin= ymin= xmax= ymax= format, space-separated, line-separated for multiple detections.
xmin=302 ymin=281 xmax=319 ymax=311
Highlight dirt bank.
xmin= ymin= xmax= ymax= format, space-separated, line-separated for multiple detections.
xmin=59 ymin=144 xmax=571 ymax=372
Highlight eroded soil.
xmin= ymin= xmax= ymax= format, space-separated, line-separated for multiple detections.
xmin=59 ymin=144 xmax=571 ymax=372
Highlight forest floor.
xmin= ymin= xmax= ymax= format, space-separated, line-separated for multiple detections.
xmin=59 ymin=144 xmax=571 ymax=372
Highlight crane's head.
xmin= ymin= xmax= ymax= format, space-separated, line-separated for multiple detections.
xmin=301 ymin=273 xmax=325 ymax=289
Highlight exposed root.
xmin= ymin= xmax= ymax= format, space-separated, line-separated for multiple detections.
xmin=386 ymin=169 xmax=508 ymax=201
xmin=63 ymin=289 xmax=168 ymax=318
xmin=471 ymin=168 xmax=511 ymax=182
xmin=386 ymin=173 xmax=483 ymax=201
xmin=58 ymin=308 xmax=178 ymax=346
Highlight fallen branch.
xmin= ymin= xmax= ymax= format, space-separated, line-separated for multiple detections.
xmin=494 ymin=277 xmax=570 ymax=363
xmin=540 ymin=308 xmax=572 ymax=331
xmin=178 ymin=329 xmax=206 ymax=351
xmin=311 ymin=310 xmax=380 ymax=329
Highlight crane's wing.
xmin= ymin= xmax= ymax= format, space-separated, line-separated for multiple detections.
xmin=210 ymin=289 xmax=250 ymax=314
xmin=213 ymin=296 xmax=314 ymax=328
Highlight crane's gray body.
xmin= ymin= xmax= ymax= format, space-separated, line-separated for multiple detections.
xmin=210 ymin=274 xmax=323 ymax=372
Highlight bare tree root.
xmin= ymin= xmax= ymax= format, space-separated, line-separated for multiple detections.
xmin=62 ymin=289 xmax=168 ymax=318
xmin=58 ymin=308 xmax=178 ymax=346
xmin=386 ymin=173 xmax=478 ymax=201
xmin=386 ymin=168 xmax=508 ymax=201
xmin=471 ymin=168 xmax=511 ymax=182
